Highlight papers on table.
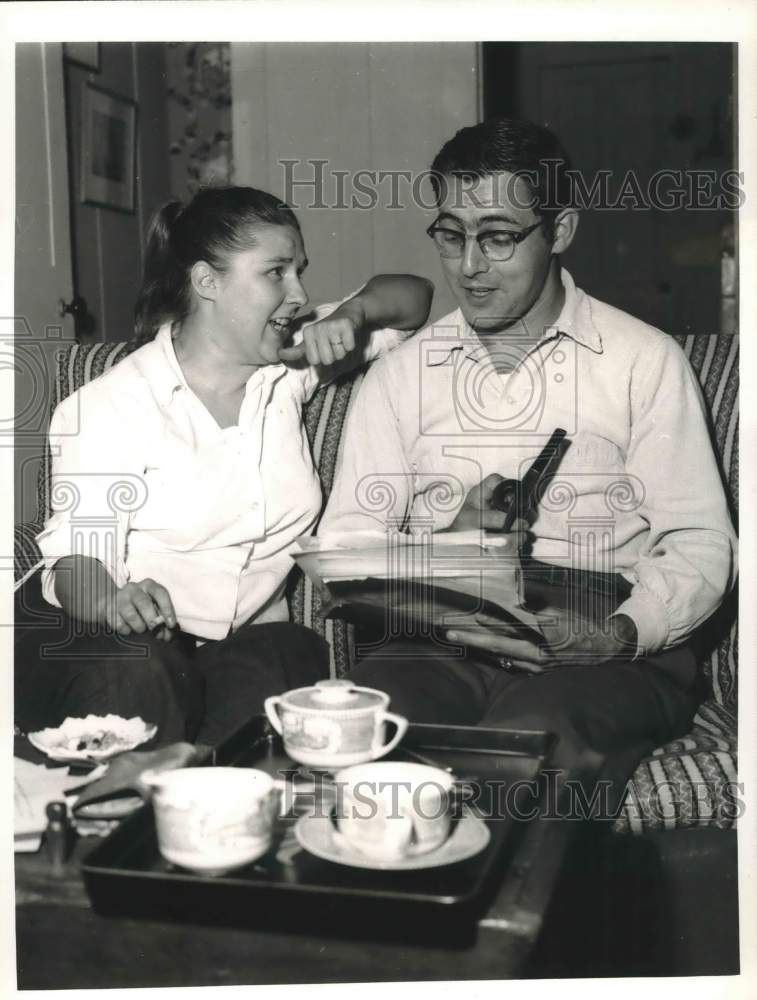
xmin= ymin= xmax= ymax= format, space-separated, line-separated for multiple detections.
xmin=14 ymin=757 xmax=104 ymax=852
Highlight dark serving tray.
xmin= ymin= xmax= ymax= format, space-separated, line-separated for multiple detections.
xmin=81 ymin=718 xmax=557 ymax=944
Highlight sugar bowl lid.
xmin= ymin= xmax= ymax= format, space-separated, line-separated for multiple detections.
xmin=283 ymin=679 xmax=387 ymax=712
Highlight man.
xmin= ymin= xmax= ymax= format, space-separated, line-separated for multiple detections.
xmin=319 ymin=117 xmax=736 ymax=791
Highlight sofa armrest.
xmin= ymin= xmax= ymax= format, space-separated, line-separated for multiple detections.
xmin=294 ymin=373 xmax=366 ymax=677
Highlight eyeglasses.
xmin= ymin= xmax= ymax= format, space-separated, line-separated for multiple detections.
xmin=425 ymin=219 xmax=545 ymax=262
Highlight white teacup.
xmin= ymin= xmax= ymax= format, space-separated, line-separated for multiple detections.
xmin=333 ymin=762 xmax=454 ymax=862
xmin=265 ymin=679 xmax=408 ymax=768
xmin=142 ymin=767 xmax=280 ymax=876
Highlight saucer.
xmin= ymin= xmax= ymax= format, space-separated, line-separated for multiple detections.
xmin=29 ymin=714 xmax=157 ymax=765
xmin=294 ymin=811 xmax=490 ymax=871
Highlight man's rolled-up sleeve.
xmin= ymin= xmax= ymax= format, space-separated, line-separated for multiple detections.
xmin=615 ymin=336 xmax=737 ymax=654
xmin=36 ymin=391 xmax=145 ymax=608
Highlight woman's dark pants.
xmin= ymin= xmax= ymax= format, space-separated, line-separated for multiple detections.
xmin=14 ymin=572 xmax=330 ymax=748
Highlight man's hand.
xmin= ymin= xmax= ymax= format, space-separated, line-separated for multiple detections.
xmin=448 ymin=473 xmax=524 ymax=534
xmin=446 ymin=611 xmax=638 ymax=674
xmin=98 ymin=578 xmax=177 ymax=641
xmin=278 ymin=301 xmax=363 ymax=367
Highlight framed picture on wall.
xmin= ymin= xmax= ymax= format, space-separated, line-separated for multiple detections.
xmin=80 ymin=83 xmax=137 ymax=213
xmin=64 ymin=42 xmax=101 ymax=72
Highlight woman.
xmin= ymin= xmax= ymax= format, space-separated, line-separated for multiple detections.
xmin=16 ymin=186 xmax=433 ymax=748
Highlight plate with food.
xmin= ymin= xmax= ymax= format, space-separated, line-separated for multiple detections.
xmin=28 ymin=714 xmax=157 ymax=765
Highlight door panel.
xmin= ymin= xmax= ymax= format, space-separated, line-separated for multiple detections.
xmin=489 ymin=42 xmax=736 ymax=337
xmin=537 ymin=57 xmax=675 ymax=332
xmin=13 ymin=42 xmax=75 ymax=523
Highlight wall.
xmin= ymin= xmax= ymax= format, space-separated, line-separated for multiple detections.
xmin=65 ymin=42 xmax=172 ymax=343
xmin=231 ymin=43 xmax=480 ymax=321
xmin=14 ymin=41 xmax=230 ymax=521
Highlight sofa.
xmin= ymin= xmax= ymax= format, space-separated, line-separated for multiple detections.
xmin=14 ymin=333 xmax=738 ymax=847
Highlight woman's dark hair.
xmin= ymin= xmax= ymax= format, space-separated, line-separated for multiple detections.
xmin=429 ymin=117 xmax=574 ymax=234
xmin=134 ymin=186 xmax=301 ymax=343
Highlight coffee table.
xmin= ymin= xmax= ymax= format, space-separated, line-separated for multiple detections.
xmin=15 ymin=720 xmax=599 ymax=988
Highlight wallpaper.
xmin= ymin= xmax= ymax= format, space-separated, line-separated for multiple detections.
xmin=166 ymin=42 xmax=233 ymax=199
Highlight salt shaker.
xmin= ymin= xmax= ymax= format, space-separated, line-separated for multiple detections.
xmin=45 ymin=801 xmax=69 ymax=875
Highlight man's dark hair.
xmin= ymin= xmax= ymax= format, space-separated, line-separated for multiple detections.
xmin=430 ymin=117 xmax=574 ymax=231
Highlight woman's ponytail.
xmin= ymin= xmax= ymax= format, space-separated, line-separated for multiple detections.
xmin=134 ymin=201 xmax=187 ymax=343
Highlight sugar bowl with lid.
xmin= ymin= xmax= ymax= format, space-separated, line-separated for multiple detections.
xmin=264 ymin=679 xmax=408 ymax=768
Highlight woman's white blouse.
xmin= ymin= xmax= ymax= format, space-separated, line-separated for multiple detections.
xmin=37 ymin=306 xmax=405 ymax=639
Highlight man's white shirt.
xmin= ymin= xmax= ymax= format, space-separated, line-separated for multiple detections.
xmin=320 ymin=269 xmax=737 ymax=655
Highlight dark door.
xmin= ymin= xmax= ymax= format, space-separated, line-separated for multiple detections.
xmin=484 ymin=42 xmax=737 ymax=337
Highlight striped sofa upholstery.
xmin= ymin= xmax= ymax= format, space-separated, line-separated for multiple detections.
xmin=614 ymin=332 xmax=739 ymax=834
xmin=14 ymin=333 xmax=738 ymax=835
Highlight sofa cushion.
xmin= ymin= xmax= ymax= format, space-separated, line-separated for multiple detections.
xmin=614 ymin=699 xmax=739 ymax=834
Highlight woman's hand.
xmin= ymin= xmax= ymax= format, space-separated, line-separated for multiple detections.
xmin=277 ymin=275 xmax=432 ymax=370
xmin=278 ymin=304 xmax=362 ymax=367
xmin=100 ymin=578 xmax=178 ymax=641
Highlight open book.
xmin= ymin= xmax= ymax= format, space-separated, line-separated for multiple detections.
xmin=292 ymin=530 xmax=548 ymax=639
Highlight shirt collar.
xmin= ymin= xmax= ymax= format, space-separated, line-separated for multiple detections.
xmin=149 ymin=324 xmax=287 ymax=406
xmin=425 ymin=268 xmax=603 ymax=368
xmin=151 ymin=323 xmax=191 ymax=405
xmin=552 ymin=268 xmax=603 ymax=354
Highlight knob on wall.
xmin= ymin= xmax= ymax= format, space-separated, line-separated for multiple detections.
xmin=59 ymin=296 xmax=96 ymax=339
